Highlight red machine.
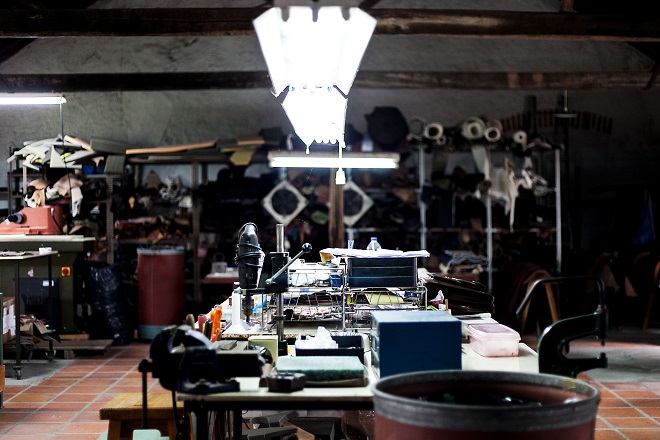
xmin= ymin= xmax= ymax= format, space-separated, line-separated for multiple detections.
xmin=0 ymin=206 xmax=65 ymax=235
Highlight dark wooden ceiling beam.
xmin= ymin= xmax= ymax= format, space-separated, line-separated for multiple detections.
xmin=0 ymin=8 xmax=658 ymax=41
xmin=0 ymin=71 xmax=653 ymax=92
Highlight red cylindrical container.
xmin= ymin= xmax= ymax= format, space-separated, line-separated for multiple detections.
xmin=137 ymin=247 xmax=185 ymax=339
xmin=372 ymin=370 xmax=600 ymax=440
xmin=197 ymin=314 xmax=207 ymax=332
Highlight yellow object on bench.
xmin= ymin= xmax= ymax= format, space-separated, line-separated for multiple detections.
xmin=99 ymin=393 xmax=182 ymax=440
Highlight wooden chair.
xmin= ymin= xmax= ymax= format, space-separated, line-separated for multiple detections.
xmin=517 ymin=269 xmax=560 ymax=337
xmin=643 ymin=258 xmax=659 ymax=330
xmin=627 ymin=251 xmax=659 ymax=330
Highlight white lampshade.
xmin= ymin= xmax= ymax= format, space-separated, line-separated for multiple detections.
xmin=282 ymin=86 xmax=347 ymax=146
xmin=254 ymin=4 xmax=376 ymax=146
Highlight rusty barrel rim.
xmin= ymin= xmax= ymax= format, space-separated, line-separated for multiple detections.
xmin=372 ymin=370 xmax=600 ymax=432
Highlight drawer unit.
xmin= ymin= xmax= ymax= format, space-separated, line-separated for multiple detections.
xmin=370 ymin=309 xmax=462 ymax=378
xmin=347 ymin=257 xmax=417 ymax=288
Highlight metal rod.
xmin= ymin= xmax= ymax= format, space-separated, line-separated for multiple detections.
xmin=555 ymin=148 xmax=562 ymax=273
xmin=486 ymin=149 xmax=494 ymax=293
xmin=267 ymin=233 xmax=290 ymax=343
xmin=418 ymin=145 xmax=427 ymax=251
xmin=276 ymin=223 xmax=285 ymax=253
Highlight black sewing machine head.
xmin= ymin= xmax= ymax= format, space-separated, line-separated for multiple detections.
xmin=148 ymin=325 xmax=265 ymax=394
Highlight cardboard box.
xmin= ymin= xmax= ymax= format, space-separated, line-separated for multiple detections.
xmin=3 ymin=297 xmax=14 ymax=315
xmin=3 ymin=297 xmax=15 ymax=343
xmin=20 ymin=318 xmax=49 ymax=336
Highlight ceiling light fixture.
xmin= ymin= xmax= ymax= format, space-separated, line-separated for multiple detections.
xmin=0 ymin=95 xmax=66 ymax=106
xmin=254 ymin=0 xmax=376 ymax=184
xmin=268 ymin=151 xmax=399 ymax=169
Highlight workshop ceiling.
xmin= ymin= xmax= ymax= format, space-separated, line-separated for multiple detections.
xmin=0 ymin=0 xmax=658 ymax=92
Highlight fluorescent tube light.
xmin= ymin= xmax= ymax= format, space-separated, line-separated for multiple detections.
xmin=0 ymin=95 xmax=66 ymax=106
xmin=268 ymin=151 xmax=399 ymax=169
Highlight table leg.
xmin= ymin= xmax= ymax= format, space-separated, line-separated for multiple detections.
xmin=233 ymin=409 xmax=242 ymax=440
xmin=14 ymin=262 xmax=21 ymax=380
xmin=190 ymin=402 xmax=208 ymax=440
xmin=47 ymin=254 xmax=53 ymax=362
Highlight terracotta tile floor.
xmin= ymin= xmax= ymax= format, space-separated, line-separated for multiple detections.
xmin=0 ymin=334 xmax=659 ymax=440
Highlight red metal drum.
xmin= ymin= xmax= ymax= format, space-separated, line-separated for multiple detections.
xmin=137 ymin=247 xmax=186 ymax=339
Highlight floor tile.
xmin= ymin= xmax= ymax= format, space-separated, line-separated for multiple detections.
xmin=605 ymin=417 xmax=660 ymax=429
xmin=6 ymin=393 xmax=57 ymax=403
xmin=58 ymin=422 xmax=110 ymax=434
xmin=51 ymin=435 xmax=107 ymax=440
xmin=6 ymin=422 xmax=66 ymax=434
xmin=614 ymin=390 xmax=660 ymax=399
xmin=617 ymin=429 xmax=660 ymax=440
xmin=41 ymin=402 xmax=90 ymax=411
xmin=0 ymin=412 xmax=30 ymax=422
xmin=640 ymin=407 xmax=660 ymax=417
xmin=599 ymin=407 xmax=646 ymax=417
xmin=604 ymin=382 xmax=651 ymax=390
xmin=627 ymin=399 xmax=660 ymax=408
xmin=594 ymin=430 xmax=627 ymax=440
xmin=22 ymin=410 xmax=78 ymax=423
xmin=52 ymin=394 xmax=97 ymax=403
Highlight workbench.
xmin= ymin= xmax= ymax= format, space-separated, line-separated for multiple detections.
xmin=178 ymin=341 xmax=538 ymax=439
xmin=0 ymin=250 xmax=58 ymax=380
xmin=0 ymin=235 xmax=95 ymax=333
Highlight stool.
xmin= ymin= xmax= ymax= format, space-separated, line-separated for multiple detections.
xmin=99 ymin=393 xmax=182 ymax=440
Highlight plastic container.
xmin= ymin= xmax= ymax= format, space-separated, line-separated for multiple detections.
xmin=467 ymin=323 xmax=521 ymax=357
xmin=366 ymin=237 xmax=382 ymax=251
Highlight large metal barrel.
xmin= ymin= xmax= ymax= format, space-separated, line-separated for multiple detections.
xmin=372 ymin=370 xmax=600 ymax=440
xmin=137 ymin=246 xmax=185 ymax=339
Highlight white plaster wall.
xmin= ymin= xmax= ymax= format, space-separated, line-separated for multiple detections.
xmin=0 ymin=0 xmax=658 ymax=251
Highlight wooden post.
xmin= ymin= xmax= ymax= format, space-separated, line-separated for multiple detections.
xmin=328 ymin=170 xmax=345 ymax=248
